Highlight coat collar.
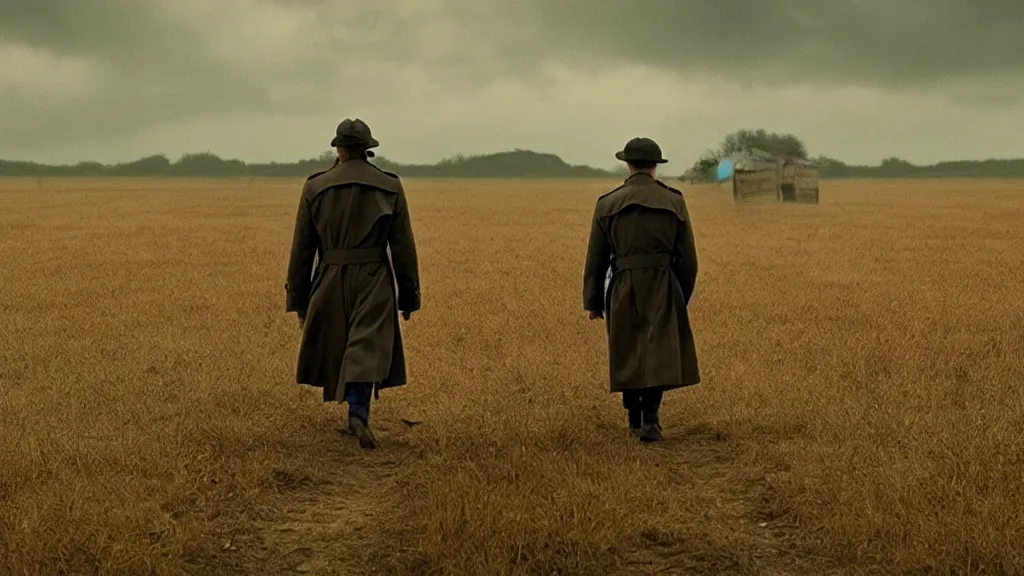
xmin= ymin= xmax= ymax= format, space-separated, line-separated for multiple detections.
xmin=306 ymin=158 xmax=402 ymax=196
xmin=624 ymin=171 xmax=657 ymax=185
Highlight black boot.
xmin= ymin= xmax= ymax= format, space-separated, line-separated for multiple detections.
xmin=347 ymin=413 xmax=379 ymax=450
xmin=639 ymin=410 xmax=663 ymax=443
xmin=344 ymin=383 xmax=378 ymax=449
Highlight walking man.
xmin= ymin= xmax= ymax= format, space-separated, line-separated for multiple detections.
xmin=285 ymin=118 xmax=421 ymax=449
xmin=583 ymin=137 xmax=700 ymax=442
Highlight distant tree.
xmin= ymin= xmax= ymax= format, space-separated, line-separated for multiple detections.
xmin=170 ymin=152 xmax=246 ymax=176
xmin=683 ymin=149 xmax=721 ymax=182
xmin=813 ymin=155 xmax=849 ymax=177
xmin=110 ymin=154 xmax=172 ymax=176
xmin=879 ymin=156 xmax=914 ymax=168
xmin=684 ymin=129 xmax=810 ymax=181
xmin=877 ymin=157 xmax=917 ymax=176
xmin=436 ymin=153 xmax=467 ymax=167
xmin=813 ymin=154 xmax=845 ymax=167
xmin=717 ymin=128 xmax=808 ymax=159
xmin=73 ymin=161 xmax=106 ymax=176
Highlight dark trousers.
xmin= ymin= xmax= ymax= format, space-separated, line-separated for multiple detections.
xmin=344 ymin=382 xmax=374 ymax=424
xmin=622 ymin=387 xmax=665 ymax=415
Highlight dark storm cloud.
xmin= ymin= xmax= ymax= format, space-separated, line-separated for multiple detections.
xmin=1 ymin=0 xmax=1022 ymax=164
xmin=2 ymin=1 xmax=258 ymax=139
xmin=438 ymin=0 xmax=1024 ymax=88
xmin=0 ymin=0 xmax=151 ymax=53
xmin=0 ymin=0 xmax=425 ymax=143
xmin=2 ymin=0 xmax=1019 ymax=109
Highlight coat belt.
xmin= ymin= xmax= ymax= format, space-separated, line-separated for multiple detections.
xmin=319 ymin=247 xmax=388 ymax=265
xmin=614 ymin=253 xmax=673 ymax=271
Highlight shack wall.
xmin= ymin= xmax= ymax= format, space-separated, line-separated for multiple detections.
xmin=780 ymin=164 xmax=820 ymax=204
xmin=733 ymin=169 xmax=778 ymax=202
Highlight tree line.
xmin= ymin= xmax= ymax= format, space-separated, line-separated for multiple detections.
xmin=3 ymin=135 xmax=1022 ymax=179
xmin=0 ymin=150 xmax=621 ymax=179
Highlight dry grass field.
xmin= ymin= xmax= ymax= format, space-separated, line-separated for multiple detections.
xmin=1 ymin=176 xmax=1022 ymax=575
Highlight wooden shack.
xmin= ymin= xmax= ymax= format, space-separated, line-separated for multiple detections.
xmin=728 ymin=148 xmax=819 ymax=204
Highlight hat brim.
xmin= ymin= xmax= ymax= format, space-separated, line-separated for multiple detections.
xmin=330 ymin=136 xmax=380 ymax=149
xmin=615 ymin=151 xmax=668 ymax=163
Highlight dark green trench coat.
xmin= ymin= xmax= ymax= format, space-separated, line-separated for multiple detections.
xmin=285 ymin=159 xmax=421 ymax=402
xmin=583 ymin=172 xmax=700 ymax=393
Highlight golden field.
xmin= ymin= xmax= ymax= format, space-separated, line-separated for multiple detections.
xmin=0 ymin=177 xmax=1022 ymax=575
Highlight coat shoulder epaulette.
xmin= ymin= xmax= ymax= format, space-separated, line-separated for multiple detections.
xmin=305 ymin=168 xmax=331 ymax=182
xmin=306 ymin=159 xmax=339 ymax=182
xmin=597 ymin=182 xmax=627 ymax=201
xmin=365 ymin=161 xmax=402 ymax=182
xmin=655 ymin=179 xmax=683 ymax=196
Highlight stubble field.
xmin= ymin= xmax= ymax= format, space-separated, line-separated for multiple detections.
xmin=0 ymin=177 xmax=1022 ymax=575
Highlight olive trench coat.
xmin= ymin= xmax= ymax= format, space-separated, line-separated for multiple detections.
xmin=285 ymin=159 xmax=421 ymax=402
xmin=583 ymin=172 xmax=700 ymax=393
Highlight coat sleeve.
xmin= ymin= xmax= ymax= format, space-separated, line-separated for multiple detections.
xmin=671 ymin=198 xmax=698 ymax=304
xmin=285 ymin=186 xmax=319 ymax=315
xmin=388 ymin=182 xmax=421 ymax=313
xmin=583 ymin=201 xmax=612 ymax=312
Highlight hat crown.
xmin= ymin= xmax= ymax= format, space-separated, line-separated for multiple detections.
xmin=336 ymin=118 xmax=371 ymax=141
xmin=615 ymin=136 xmax=667 ymax=164
xmin=331 ymin=117 xmax=379 ymax=151
xmin=625 ymin=137 xmax=660 ymax=155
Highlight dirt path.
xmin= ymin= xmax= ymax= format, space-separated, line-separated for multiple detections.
xmin=191 ymin=414 xmax=842 ymax=576
xmin=189 ymin=422 xmax=414 ymax=576
xmin=249 ymin=451 xmax=400 ymax=574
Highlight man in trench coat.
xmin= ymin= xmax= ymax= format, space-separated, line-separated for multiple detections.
xmin=583 ymin=137 xmax=700 ymax=442
xmin=285 ymin=118 xmax=421 ymax=449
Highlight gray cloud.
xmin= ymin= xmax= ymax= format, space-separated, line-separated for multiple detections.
xmin=1 ymin=0 xmax=1022 ymax=165
xmin=436 ymin=0 xmax=1024 ymax=88
xmin=0 ymin=0 xmax=429 ymax=142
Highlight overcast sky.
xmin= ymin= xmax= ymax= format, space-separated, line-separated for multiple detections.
xmin=2 ymin=0 xmax=1022 ymax=169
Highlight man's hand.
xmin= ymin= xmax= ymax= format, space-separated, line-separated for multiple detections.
xmin=587 ymin=310 xmax=603 ymax=320
xmin=401 ymin=311 xmax=412 ymax=321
